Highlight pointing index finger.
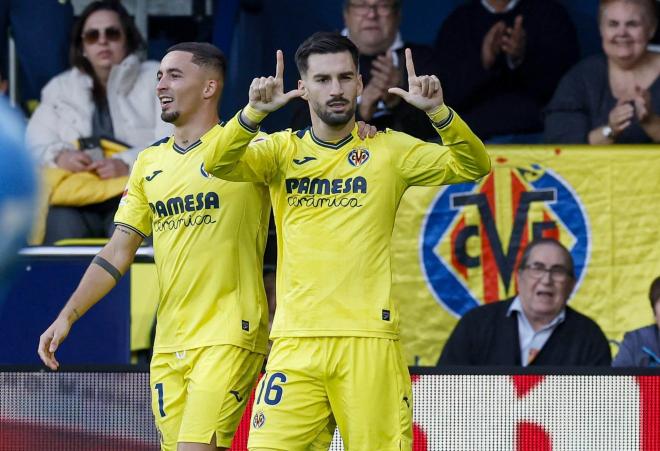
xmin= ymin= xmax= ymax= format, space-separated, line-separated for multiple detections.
xmin=275 ymin=50 xmax=284 ymax=80
xmin=404 ymin=48 xmax=416 ymax=78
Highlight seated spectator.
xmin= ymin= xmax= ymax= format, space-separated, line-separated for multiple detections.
xmin=434 ymin=0 xmax=579 ymax=142
xmin=438 ymin=238 xmax=611 ymax=366
xmin=545 ymin=0 xmax=660 ymax=144
xmin=26 ymin=1 xmax=171 ymax=244
xmin=612 ymin=276 xmax=660 ymax=367
xmin=291 ymin=0 xmax=437 ymax=140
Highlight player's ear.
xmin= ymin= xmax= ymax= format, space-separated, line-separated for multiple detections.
xmin=203 ymin=79 xmax=218 ymax=99
xmin=357 ymin=73 xmax=363 ymax=97
xmin=298 ymin=79 xmax=309 ymax=101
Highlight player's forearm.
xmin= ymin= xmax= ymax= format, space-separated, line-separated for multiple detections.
xmin=432 ymin=107 xmax=491 ymax=179
xmin=56 ymin=245 xmax=135 ymax=326
xmin=205 ymin=107 xmax=261 ymax=176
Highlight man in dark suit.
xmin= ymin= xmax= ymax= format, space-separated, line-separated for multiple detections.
xmin=438 ymin=238 xmax=611 ymax=366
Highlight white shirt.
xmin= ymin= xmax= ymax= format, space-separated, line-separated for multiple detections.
xmin=507 ymin=296 xmax=566 ymax=366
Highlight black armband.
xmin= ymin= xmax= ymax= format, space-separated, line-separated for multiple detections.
xmin=92 ymin=255 xmax=122 ymax=283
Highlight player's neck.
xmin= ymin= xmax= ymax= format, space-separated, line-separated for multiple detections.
xmin=310 ymin=117 xmax=356 ymax=142
xmin=173 ymin=113 xmax=219 ymax=148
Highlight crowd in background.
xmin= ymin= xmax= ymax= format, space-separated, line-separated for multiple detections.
xmin=3 ymin=0 xmax=660 ymax=367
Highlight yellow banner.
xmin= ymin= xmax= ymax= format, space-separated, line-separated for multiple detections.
xmin=392 ymin=145 xmax=660 ymax=366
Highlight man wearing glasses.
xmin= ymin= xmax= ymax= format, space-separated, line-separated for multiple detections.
xmin=438 ymin=238 xmax=611 ymax=366
xmin=292 ymin=0 xmax=436 ymax=140
xmin=343 ymin=0 xmax=437 ymax=140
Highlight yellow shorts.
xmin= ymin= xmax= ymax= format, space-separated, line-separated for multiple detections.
xmin=150 ymin=345 xmax=264 ymax=450
xmin=247 ymin=337 xmax=412 ymax=451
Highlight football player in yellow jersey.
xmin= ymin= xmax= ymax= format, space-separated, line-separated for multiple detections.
xmin=37 ymin=43 xmax=270 ymax=451
xmin=204 ymin=32 xmax=491 ymax=451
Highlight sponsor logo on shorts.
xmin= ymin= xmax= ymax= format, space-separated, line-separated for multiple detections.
xmin=252 ymin=410 xmax=266 ymax=429
xmin=230 ymin=390 xmax=243 ymax=402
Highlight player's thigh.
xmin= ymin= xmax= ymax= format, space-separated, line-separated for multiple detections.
xmin=179 ymin=346 xmax=264 ymax=448
xmin=327 ymin=337 xmax=413 ymax=451
xmin=248 ymin=338 xmax=333 ymax=451
xmin=151 ymin=353 xmax=187 ymax=451
xmin=215 ymin=348 xmax=264 ymax=447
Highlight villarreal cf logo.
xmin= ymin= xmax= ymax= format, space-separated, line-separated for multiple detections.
xmin=348 ymin=148 xmax=370 ymax=167
xmin=420 ymin=161 xmax=590 ymax=317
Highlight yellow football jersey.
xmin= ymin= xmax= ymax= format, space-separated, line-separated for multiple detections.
xmin=205 ymin=109 xmax=490 ymax=339
xmin=115 ymin=119 xmax=270 ymax=353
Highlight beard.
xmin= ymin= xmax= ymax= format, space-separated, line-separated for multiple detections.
xmin=161 ymin=110 xmax=180 ymax=123
xmin=311 ymin=97 xmax=356 ymax=127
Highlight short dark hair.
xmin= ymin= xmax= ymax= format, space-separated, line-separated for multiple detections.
xmin=295 ymin=32 xmax=359 ymax=76
xmin=70 ymin=1 xmax=145 ymax=102
xmin=649 ymin=276 xmax=660 ymax=312
xmin=518 ymin=238 xmax=575 ymax=279
xmin=165 ymin=42 xmax=227 ymax=78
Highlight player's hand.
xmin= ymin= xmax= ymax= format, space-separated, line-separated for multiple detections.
xmin=608 ymin=100 xmax=635 ymax=137
xmin=501 ymin=15 xmax=526 ymax=63
xmin=356 ymin=121 xmax=377 ymax=139
xmin=482 ymin=21 xmax=506 ymax=69
xmin=248 ymin=50 xmax=304 ymax=114
xmin=388 ymin=49 xmax=444 ymax=113
xmin=56 ymin=150 xmax=93 ymax=172
xmin=88 ymin=158 xmax=129 ymax=179
xmin=38 ymin=317 xmax=72 ymax=370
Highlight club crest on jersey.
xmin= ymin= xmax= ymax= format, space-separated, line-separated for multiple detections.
xmin=200 ymin=162 xmax=214 ymax=179
xmin=252 ymin=410 xmax=266 ymax=429
xmin=347 ymin=148 xmax=370 ymax=167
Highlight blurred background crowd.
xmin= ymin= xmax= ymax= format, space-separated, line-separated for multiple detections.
xmin=1 ymin=0 xmax=660 ymax=368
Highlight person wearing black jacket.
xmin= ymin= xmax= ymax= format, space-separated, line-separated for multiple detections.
xmin=434 ymin=0 xmax=579 ymax=141
xmin=438 ymin=238 xmax=611 ymax=366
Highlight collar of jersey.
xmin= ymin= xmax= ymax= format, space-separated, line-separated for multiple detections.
xmin=309 ymin=126 xmax=356 ymax=150
xmin=172 ymin=121 xmax=223 ymax=154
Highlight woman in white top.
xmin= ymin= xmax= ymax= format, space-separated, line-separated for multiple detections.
xmin=27 ymin=0 xmax=171 ymax=243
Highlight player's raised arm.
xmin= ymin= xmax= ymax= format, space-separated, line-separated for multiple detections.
xmin=37 ymin=226 xmax=143 ymax=370
xmin=240 ymin=50 xmax=305 ymax=129
xmin=387 ymin=49 xmax=490 ymax=184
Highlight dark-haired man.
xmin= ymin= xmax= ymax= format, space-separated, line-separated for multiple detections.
xmin=38 ymin=42 xmax=271 ymax=451
xmin=290 ymin=0 xmax=437 ymax=140
xmin=204 ymin=31 xmax=490 ymax=451
xmin=439 ymin=238 xmax=611 ymax=366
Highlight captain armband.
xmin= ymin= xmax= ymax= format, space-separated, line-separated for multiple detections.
xmin=92 ymin=255 xmax=122 ymax=283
